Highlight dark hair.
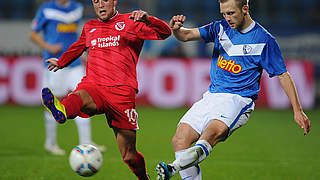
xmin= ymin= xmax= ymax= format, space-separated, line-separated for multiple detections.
xmin=219 ymin=0 xmax=249 ymax=10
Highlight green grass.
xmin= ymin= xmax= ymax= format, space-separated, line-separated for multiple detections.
xmin=0 ymin=105 xmax=319 ymax=180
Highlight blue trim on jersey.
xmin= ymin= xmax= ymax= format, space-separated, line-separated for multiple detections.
xmin=198 ymin=20 xmax=287 ymax=100
xmin=229 ymin=101 xmax=254 ymax=130
xmin=31 ymin=0 xmax=83 ymax=68
xmin=182 ymin=176 xmax=193 ymax=180
xmin=194 ymin=144 xmax=209 ymax=157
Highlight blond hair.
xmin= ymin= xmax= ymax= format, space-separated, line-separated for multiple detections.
xmin=219 ymin=0 xmax=249 ymax=10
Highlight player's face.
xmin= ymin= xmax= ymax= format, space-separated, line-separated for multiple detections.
xmin=220 ymin=0 xmax=246 ymax=30
xmin=92 ymin=0 xmax=117 ymax=21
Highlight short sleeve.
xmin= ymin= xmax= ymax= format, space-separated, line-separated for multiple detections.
xmin=198 ymin=22 xmax=216 ymax=43
xmin=30 ymin=6 xmax=47 ymax=32
xmin=260 ymin=38 xmax=287 ymax=77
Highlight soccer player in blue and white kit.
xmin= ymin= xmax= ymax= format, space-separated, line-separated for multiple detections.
xmin=156 ymin=0 xmax=311 ymax=179
xmin=30 ymin=0 xmax=105 ymax=155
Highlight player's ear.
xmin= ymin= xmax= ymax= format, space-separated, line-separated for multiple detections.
xmin=242 ymin=5 xmax=249 ymax=15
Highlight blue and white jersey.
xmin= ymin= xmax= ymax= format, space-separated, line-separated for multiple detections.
xmin=199 ymin=19 xmax=287 ymax=100
xmin=31 ymin=0 xmax=83 ymax=67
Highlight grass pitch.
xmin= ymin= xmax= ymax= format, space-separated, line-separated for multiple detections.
xmin=0 ymin=105 xmax=319 ymax=180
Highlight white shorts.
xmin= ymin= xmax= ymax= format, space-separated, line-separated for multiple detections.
xmin=179 ymin=91 xmax=255 ymax=135
xmin=43 ymin=65 xmax=85 ymax=97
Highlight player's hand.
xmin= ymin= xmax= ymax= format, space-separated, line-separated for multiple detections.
xmin=169 ymin=15 xmax=186 ymax=30
xmin=130 ymin=10 xmax=149 ymax=23
xmin=294 ymin=110 xmax=311 ymax=135
xmin=80 ymin=52 xmax=88 ymax=65
xmin=46 ymin=44 xmax=62 ymax=55
xmin=46 ymin=58 xmax=61 ymax=72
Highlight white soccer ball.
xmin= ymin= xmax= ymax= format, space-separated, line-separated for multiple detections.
xmin=69 ymin=144 xmax=103 ymax=177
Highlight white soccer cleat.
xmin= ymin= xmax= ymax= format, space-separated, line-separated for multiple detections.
xmin=45 ymin=144 xmax=65 ymax=155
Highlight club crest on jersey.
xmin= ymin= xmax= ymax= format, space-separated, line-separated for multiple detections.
xmin=115 ymin=22 xmax=125 ymax=31
xmin=243 ymin=45 xmax=253 ymax=55
xmin=217 ymin=55 xmax=242 ymax=74
xmin=91 ymin=39 xmax=97 ymax=46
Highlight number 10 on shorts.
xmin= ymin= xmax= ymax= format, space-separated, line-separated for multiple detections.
xmin=124 ymin=109 xmax=138 ymax=125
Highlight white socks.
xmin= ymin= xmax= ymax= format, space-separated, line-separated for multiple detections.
xmin=44 ymin=111 xmax=93 ymax=146
xmin=44 ymin=111 xmax=57 ymax=146
xmin=74 ymin=117 xmax=92 ymax=145
xmin=171 ymin=140 xmax=212 ymax=177
xmin=175 ymin=150 xmax=202 ymax=180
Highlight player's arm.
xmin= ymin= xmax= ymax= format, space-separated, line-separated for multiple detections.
xmin=29 ymin=30 xmax=62 ymax=54
xmin=130 ymin=10 xmax=171 ymax=39
xmin=170 ymin=15 xmax=202 ymax=42
xmin=45 ymin=38 xmax=86 ymax=72
xmin=278 ymin=71 xmax=311 ymax=135
xmin=46 ymin=58 xmax=60 ymax=72
xmin=46 ymin=48 xmax=86 ymax=72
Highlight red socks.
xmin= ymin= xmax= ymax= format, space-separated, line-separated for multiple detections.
xmin=124 ymin=151 xmax=149 ymax=180
xmin=61 ymin=93 xmax=83 ymax=119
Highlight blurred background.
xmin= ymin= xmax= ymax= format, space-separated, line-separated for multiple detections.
xmin=0 ymin=1 xmax=319 ymax=179
xmin=0 ymin=0 xmax=319 ymax=108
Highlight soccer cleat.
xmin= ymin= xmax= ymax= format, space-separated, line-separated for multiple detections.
xmin=156 ymin=162 xmax=174 ymax=180
xmin=42 ymin=87 xmax=67 ymax=124
xmin=45 ymin=144 xmax=65 ymax=155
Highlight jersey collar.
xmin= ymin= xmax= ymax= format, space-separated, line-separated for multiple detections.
xmin=240 ymin=21 xmax=256 ymax=34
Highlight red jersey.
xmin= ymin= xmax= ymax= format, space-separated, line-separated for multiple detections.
xmin=57 ymin=12 xmax=171 ymax=91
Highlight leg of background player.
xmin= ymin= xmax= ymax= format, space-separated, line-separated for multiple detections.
xmin=74 ymin=116 xmax=107 ymax=152
xmin=75 ymin=117 xmax=92 ymax=145
xmin=44 ymin=111 xmax=65 ymax=155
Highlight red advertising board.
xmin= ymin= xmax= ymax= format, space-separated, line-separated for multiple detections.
xmin=0 ymin=56 xmax=315 ymax=109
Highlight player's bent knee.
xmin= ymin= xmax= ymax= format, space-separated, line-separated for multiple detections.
xmin=172 ymin=123 xmax=200 ymax=151
xmin=215 ymin=127 xmax=229 ymax=142
xmin=212 ymin=130 xmax=228 ymax=144
xmin=72 ymin=90 xmax=97 ymax=114
xmin=172 ymin=134 xmax=189 ymax=151
xmin=213 ymin=120 xmax=229 ymax=137
xmin=171 ymin=135 xmax=180 ymax=147
xmin=202 ymin=120 xmax=229 ymax=145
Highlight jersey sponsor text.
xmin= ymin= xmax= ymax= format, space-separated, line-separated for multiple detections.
xmin=96 ymin=35 xmax=120 ymax=48
xmin=217 ymin=55 xmax=242 ymax=73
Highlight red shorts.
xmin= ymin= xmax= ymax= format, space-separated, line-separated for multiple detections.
xmin=74 ymin=82 xmax=138 ymax=130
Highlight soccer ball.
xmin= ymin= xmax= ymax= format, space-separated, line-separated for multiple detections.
xmin=69 ymin=144 xmax=103 ymax=177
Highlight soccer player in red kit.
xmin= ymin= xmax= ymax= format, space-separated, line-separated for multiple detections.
xmin=41 ymin=0 xmax=171 ymax=179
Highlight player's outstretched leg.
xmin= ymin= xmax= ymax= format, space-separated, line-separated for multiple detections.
xmin=41 ymin=87 xmax=67 ymax=124
xmin=156 ymin=162 xmax=175 ymax=180
xmin=156 ymin=140 xmax=212 ymax=180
